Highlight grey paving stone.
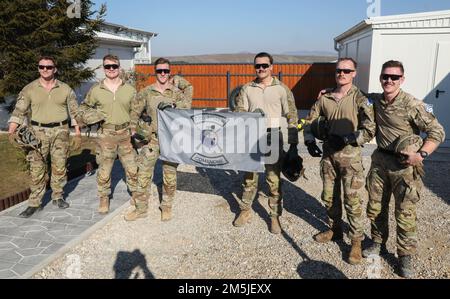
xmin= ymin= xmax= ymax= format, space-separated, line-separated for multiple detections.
xmin=0 ymin=260 xmax=14 ymax=271
xmin=0 ymin=221 xmax=16 ymax=228
xmin=0 ymin=269 xmax=18 ymax=279
xmin=0 ymin=242 xmax=16 ymax=250
xmin=11 ymin=263 xmax=33 ymax=276
xmin=19 ymin=254 xmax=50 ymax=266
xmin=47 ymin=230 xmax=69 ymax=238
xmin=0 ymin=250 xmax=22 ymax=263
xmin=37 ymin=240 xmax=54 ymax=248
xmin=16 ymin=247 xmax=45 ymax=257
xmin=0 ymin=228 xmax=26 ymax=238
xmin=55 ymin=236 xmax=76 ymax=243
xmin=23 ymin=231 xmax=55 ymax=241
xmin=11 ymin=238 xmax=41 ymax=249
xmin=52 ymin=215 xmax=81 ymax=224
xmin=0 ymin=235 xmax=13 ymax=243
xmin=40 ymin=222 xmax=67 ymax=231
xmin=18 ymin=225 xmax=47 ymax=233
xmin=20 ymin=219 xmax=44 ymax=227
xmin=67 ymin=226 xmax=89 ymax=236
xmin=41 ymin=243 xmax=64 ymax=255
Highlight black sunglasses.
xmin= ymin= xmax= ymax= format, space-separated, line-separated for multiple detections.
xmin=381 ymin=74 xmax=402 ymax=81
xmin=38 ymin=65 xmax=55 ymax=70
xmin=104 ymin=64 xmax=120 ymax=70
xmin=155 ymin=69 xmax=171 ymax=74
xmin=336 ymin=68 xmax=355 ymax=74
xmin=254 ymin=63 xmax=270 ymax=70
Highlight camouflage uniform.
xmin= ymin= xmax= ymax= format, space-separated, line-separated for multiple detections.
xmin=81 ymin=80 xmax=138 ymax=200
xmin=303 ymin=85 xmax=376 ymax=240
xmin=8 ymin=79 xmax=79 ymax=207
xmin=366 ymin=90 xmax=445 ymax=256
xmin=130 ymin=76 xmax=192 ymax=211
xmin=234 ymin=77 xmax=298 ymax=217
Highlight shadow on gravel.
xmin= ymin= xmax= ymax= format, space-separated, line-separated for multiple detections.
xmin=422 ymin=161 xmax=450 ymax=205
xmin=281 ymin=229 xmax=347 ymax=279
xmin=113 ymin=249 xmax=155 ymax=279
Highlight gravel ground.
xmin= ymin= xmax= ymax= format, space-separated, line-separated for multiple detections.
xmin=33 ymin=150 xmax=449 ymax=279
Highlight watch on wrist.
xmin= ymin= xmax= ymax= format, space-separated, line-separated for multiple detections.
xmin=419 ymin=150 xmax=429 ymax=159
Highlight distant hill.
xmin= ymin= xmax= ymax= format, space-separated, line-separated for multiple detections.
xmin=153 ymin=53 xmax=337 ymax=64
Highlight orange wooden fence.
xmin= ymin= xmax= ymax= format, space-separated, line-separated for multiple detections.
xmin=135 ymin=63 xmax=336 ymax=109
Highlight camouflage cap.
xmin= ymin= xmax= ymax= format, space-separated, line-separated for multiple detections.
xmin=78 ymin=106 xmax=106 ymax=126
xmin=310 ymin=116 xmax=329 ymax=141
xmin=11 ymin=125 xmax=41 ymax=150
xmin=393 ymin=134 xmax=423 ymax=154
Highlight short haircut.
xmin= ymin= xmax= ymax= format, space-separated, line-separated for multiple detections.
xmin=254 ymin=52 xmax=273 ymax=65
xmin=381 ymin=60 xmax=404 ymax=74
xmin=337 ymin=57 xmax=357 ymax=69
xmin=38 ymin=56 xmax=57 ymax=66
xmin=103 ymin=54 xmax=120 ymax=65
xmin=154 ymin=57 xmax=171 ymax=68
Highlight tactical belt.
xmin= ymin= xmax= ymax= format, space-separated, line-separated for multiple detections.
xmin=101 ymin=122 xmax=130 ymax=131
xmin=31 ymin=119 xmax=68 ymax=128
xmin=377 ymin=147 xmax=398 ymax=156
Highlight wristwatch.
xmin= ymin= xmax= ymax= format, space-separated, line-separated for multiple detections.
xmin=419 ymin=150 xmax=429 ymax=159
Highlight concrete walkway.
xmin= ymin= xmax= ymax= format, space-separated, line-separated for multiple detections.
xmin=0 ymin=163 xmax=131 ymax=279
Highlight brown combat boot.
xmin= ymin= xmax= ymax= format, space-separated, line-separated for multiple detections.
xmin=233 ymin=210 xmax=252 ymax=227
xmin=313 ymin=225 xmax=343 ymax=243
xmin=161 ymin=207 xmax=172 ymax=222
xmin=270 ymin=216 xmax=282 ymax=234
xmin=98 ymin=197 xmax=109 ymax=214
xmin=124 ymin=208 xmax=148 ymax=222
xmin=348 ymin=240 xmax=362 ymax=265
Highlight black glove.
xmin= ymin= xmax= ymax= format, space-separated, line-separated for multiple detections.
xmin=328 ymin=133 xmax=357 ymax=151
xmin=141 ymin=114 xmax=152 ymax=123
xmin=305 ymin=140 xmax=322 ymax=157
xmin=157 ymin=102 xmax=174 ymax=110
xmin=252 ymin=108 xmax=265 ymax=117
xmin=131 ymin=133 xmax=148 ymax=149
xmin=288 ymin=127 xmax=299 ymax=144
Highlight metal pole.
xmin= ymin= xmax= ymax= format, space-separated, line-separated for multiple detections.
xmin=226 ymin=71 xmax=231 ymax=107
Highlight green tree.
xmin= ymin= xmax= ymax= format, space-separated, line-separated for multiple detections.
xmin=0 ymin=0 xmax=106 ymax=103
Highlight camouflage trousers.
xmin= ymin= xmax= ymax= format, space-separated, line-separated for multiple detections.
xmin=320 ymin=143 xmax=365 ymax=240
xmin=237 ymin=129 xmax=283 ymax=217
xmin=366 ymin=150 xmax=423 ymax=256
xmin=96 ymin=128 xmax=137 ymax=199
xmin=26 ymin=125 xmax=70 ymax=207
xmin=238 ymin=162 xmax=282 ymax=217
xmin=134 ymin=136 xmax=178 ymax=211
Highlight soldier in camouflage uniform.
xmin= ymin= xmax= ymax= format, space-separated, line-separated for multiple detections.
xmin=8 ymin=56 xmax=81 ymax=218
xmin=362 ymin=60 xmax=445 ymax=278
xmin=303 ymin=58 xmax=376 ymax=264
xmin=233 ymin=52 xmax=299 ymax=234
xmin=126 ymin=57 xmax=193 ymax=222
xmin=79 ymin=55 xmax=139 ymax=215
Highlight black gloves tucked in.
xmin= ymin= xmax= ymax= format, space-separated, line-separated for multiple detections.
xmin=305 ymin=140 xmax=322 ymax=157
xmin=287 ymin=127 xmax=299 ymax=145
xmin=157 ymin=102 xmax=174 ymax=110
xmin=328 ymin=133 xmax=357 ymax=151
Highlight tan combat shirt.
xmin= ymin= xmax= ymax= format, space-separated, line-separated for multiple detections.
xmin=304 ymin=85 xmax=376 ymax=145
xmin=81 ymin=80 xmax=137 ymax=125
xmin=234 ymin=77 xmax=298 ymax=128
xmin=368 ymin=89 xmax=445 ymax=151
xmin=130 ymin=82 xmax=191 ymax=136
xmin=9 ymin=79 xmax=79 ymax=125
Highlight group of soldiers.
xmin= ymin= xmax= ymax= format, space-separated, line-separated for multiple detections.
xmin=7 ymin=53 xmax=445 ymax=278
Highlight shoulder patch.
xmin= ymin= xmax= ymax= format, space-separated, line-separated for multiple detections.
xmin=423 ymin=103 xmax=434 ymax=114
xmin=366 ymin=98 xmax=374 ymax=107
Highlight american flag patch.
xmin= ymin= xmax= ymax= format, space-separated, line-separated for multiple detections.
xmin=367 ymin=98 xmax=374 ymax=107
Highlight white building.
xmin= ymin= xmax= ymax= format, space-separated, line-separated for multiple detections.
xmin=76 ymin=22 xmax=157 ymax=98
xmin=334 ymin=10 xmax=450 ymax=146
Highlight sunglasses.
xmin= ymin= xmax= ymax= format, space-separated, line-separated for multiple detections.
xmin=155 ymin=69 xmax=171 ymax=74
xmin=103 ymin=64 xmax=120 ymax=70
xmin=336 ymin=69 xmax=355 ymax=74
xmin=254 ymin=64 xmax=270 ymax=70
xmin=381 ymin=74 xmax=402 ymax=81
xmin=38 ymin=65 xmax=55 ymax=70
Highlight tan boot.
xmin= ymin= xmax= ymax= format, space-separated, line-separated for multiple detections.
xmin=270 ymin=216 xmax=282 ymax=234
xmin=161 ymin=207 xmax=172 ymax=222
xmin=124 ymin=208 xmax=148 ymax=222
xmin=313 ymin=226 xmax=343 ymax=243
xmin=98 ymin=197 xmax=109 ymax=214
xmin=233 ymin=210 xmax=252 ymax=227
xmin=349 ymin=240 xmax=362 ymax=265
